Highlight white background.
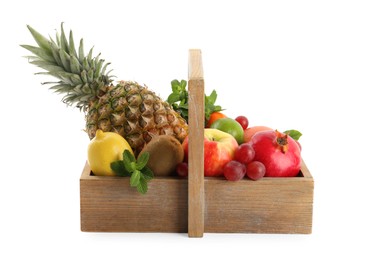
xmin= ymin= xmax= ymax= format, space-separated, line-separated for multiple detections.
xmin=1 ymin=0 xmax=374 ymax=259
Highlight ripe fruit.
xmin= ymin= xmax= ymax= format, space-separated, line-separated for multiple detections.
xmin=22 ymin=24 xmax=188 ymax=156
xmin=138 ymin=135 xmax=184 ymax=176
xmin=234 ymin=143 xmax=255 ymax=164
xmin=176 ymin=162 xmax=188 ymax=177
xmin=207 ymin=112 xmax=227 ymax=127
xmin=246 ymin=161 xmax=266 ymax=180
xmin=87 ymin=129 xmax=134 ymax=176
xmin=250 ymin=130 xmax=301 ymax=177
xmin=243 ymin=126 xmax=273 ymax=143
xmin=235 ymin=116 xmax=249 ymax=130
xmin=182 ymin=129 xmax=238 ymax=176
xmin=223 ymin=161 xmax=246 ymax=181
xmin=210 ymin=118 xmax=244 ymax=144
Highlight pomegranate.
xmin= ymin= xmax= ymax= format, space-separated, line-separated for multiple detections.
xmin=249 ymin=130 xmax=301 ymax=177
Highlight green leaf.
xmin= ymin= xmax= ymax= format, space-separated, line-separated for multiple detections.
xmin=179 ymin=103 xmax=189 ymax=109
xmin=136 ymin=152 xmax=149 ymax=170
xmin=59 ymin=48 xmax=71 ymax=71
xmin=122 ymin=150 xmax=135 ymax=172
xmin=49 ymin=40 xmax=63 ymax=67
xmin=29 ymin=60 xmax=63 ymax=72
xmin=87 ymin=69 xmax=94 ymax=82
xmin=167 ymin=92 xmax=180 ymax=104
xmin=60 ymin=23 xmax=69 ymax=53
xmin=78 ymin=39 xmax=85 ymax=63
xmin=111 ymin=161 xmax=130 ymax=177
xmin=94 ymin=59 xmax=104 ymax=78
xmin=82 ymin=57 xmax=90 ymax=71
xmin=137 ymin=176 xmax=148 ymax=194
xmin=207 ymin=90 xmax=217 ymax=104
xmin=101 ymin=62 xmax=111 ymax=75
xmin=171 ymin=79 xmax=181 ymax=93
xmin=180 ymin=79 xmax=187 ymax=89
xmin=213 ymin=105 xmax=222 ymax=112
xmin=81 ymin=70 xmax=88 ymax=83
xmin=110 ymin=148 xmax=154 ymax=194
xmin=69 ymin=30 xmax=78 ymax=58
xmin=87 ymin=47 xmax=94 ymax=65
xmin=70 ymin=55 xmax=81 ymax=74
xmin=55 ymin=30 xmax=61 ymax=47
xmin=26 ymin=25 xmax=52 ymax=53
xmin=284 ymin=129 xmax=302 ymax=141
xmin=130 ymin=170 xmax=141 ymax=187
xmin=94 ymin=53 xmax=102 ymax=69
xmin=21 ymin=45 xmax=55 ymax=63
xmin=180 ymin=109 xmax=189 ymax=119
xmin=142 ymin=167 xmax=154 ymax=181
xmin=124 ymin=150 xmax=136 ymax=162
xmin=69 ymin=74 xmax=83 ymax=85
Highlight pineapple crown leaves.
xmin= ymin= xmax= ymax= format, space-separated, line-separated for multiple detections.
xmin=21 ymin=23 xmax=115 ymax=110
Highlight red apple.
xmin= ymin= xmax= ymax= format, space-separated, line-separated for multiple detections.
xmin=182 ymin=129 xmax=239 ymax=176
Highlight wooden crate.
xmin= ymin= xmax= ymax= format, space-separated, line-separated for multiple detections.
xmin=80 ymin=49 xmax=314 ymax=236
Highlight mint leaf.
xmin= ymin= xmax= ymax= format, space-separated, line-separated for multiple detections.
xmin=207 ymin=90 xmax=217 ymax=104
xmin=123 ymin=150 xmax=138 ymax=172
xmin=167 ymin=78 xmax=223 ymax=126
xmin=137 ymin=176 xmax=148 ymax=194
xmin=130 ymin=170 xmax=141 ymax=187
xmin=167 ymin=92 xmax=180 ymax=104
xmin=284 ymin=129 xmax=302 ymax=141
xmin=180 ymin=79 xmax=187 ymax=89
xmin=142 ymin=166 xmax=154 ymax=181
xmin=171 ymin=79 xmax=181 ymax=93
xmin=136 ymin=152 xmax=149 ymax=170
xmin=111 ymin=161 xmax=130 ymax=177
xmin=111 ymin=148 xmax=154 ymax=194
xmin=124 ymin=150 xmax=136 ymax=163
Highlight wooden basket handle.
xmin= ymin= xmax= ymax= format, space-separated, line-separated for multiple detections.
xmin=187 ymin=49 xmax=205 ymax=237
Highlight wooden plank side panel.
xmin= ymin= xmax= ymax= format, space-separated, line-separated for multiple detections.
xmin=204 ymin=161 xmax=314 ymax=234
xmin=80 ymin=162 xmax=313 ymax=234
xmin=80 ymin=166 xmax=188 ymax=232
xmin=188 ymin=49 xmax=205 ymax=237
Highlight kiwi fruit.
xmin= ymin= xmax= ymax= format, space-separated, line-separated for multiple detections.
xmin=138 ymin=135 xmax=184 ymax=176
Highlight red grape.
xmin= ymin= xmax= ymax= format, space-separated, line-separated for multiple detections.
xmin=235 ymin=116 xmax=249 ymax=130
xmin=234 ymin=143 xmax=255 ymax=164
xmin=223 ymin=161 xmax=246 ymax=181
xmin=246 ymin=161 xmax=266 ymax=180
xmin=176 ymin=162 xmax=188 ymax=177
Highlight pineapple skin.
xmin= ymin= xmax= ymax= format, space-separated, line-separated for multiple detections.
xmin=86 ymin=81 xmax=188 ymax=155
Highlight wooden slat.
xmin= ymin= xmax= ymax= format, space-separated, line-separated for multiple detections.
xmin=80 ymin=163 xmax=188 ymax=232
xmin=187 ymin=49 xmax=205 ymax=237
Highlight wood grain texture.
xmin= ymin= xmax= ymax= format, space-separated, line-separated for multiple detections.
xmin=80 ymin=163 xmax=188 ymax=232
xmin=80 ymin=160 xmax=313 ymax=233
xmin=187 ymin=49 xmax=205 ymax=237
xmin=204 ymin=161 xmax=314 ymax=234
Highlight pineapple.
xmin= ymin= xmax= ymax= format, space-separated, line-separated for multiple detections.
xmin=21 ymin=24 xmax=188 ymax=155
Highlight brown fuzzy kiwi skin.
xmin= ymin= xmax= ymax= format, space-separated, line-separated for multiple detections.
xmin=138 ymin=135 xmax=184 ymax=176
